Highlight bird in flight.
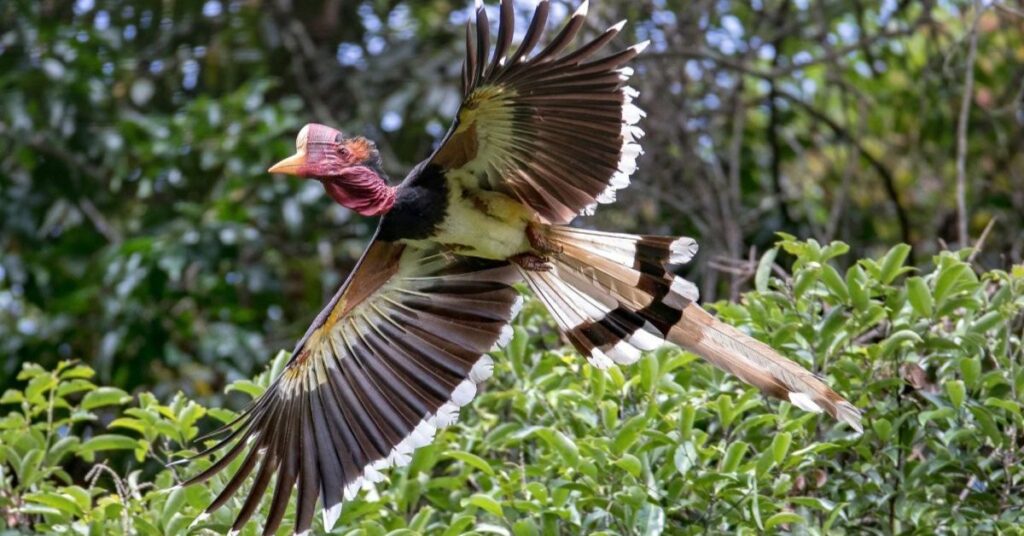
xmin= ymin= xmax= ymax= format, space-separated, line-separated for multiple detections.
xmin=182 ymin=1 xmax=861 ymax=534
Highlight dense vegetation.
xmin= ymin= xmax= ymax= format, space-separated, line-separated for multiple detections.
xmin=2 ymin=0 xmax=1023 ymax=533
xmin=3 ymin=238 xmax=1023 ymax=533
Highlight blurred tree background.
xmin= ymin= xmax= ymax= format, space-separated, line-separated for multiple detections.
xmin=2 ymin=0 xmax=1023 ymax=404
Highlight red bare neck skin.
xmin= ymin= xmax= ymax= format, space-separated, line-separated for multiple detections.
xmin=321 ymin=166 xmax=396 ymax=216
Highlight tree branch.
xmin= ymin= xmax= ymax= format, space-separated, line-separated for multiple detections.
xmin=955 ymin=1 xmax=983 ymax=247
xmin=773 ymin=89 xmax=912 ymax=247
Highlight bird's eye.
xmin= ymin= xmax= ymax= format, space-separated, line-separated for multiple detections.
xmin=334 ymin=132 xmax=344 ymax=143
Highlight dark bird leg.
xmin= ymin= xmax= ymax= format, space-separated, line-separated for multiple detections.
xmin=512 ymin=222 xmax=564 ymax=271
xmin=510 ymin=252 xmax=551 ymax=271
xmin=525 ymin=222 xmax=563 ymax=256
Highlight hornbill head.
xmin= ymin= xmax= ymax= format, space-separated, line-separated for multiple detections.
xmin=268 ymin=123 xmax=379 ymax=177
xmin=269 ymin=123 xmax=393 ymax=216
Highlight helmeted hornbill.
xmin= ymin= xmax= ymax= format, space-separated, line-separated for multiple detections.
xmin=182 ymin=1 xmax=862 ymax=534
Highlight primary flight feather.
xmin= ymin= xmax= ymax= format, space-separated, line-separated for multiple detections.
xmin=183 ymin=1 xmax=862 ymax=534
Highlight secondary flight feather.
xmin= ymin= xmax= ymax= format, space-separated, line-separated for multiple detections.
xmin=182 ymin=2 xmax=862 ymax=534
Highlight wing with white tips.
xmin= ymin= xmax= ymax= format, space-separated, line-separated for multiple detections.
xmin=182 ymin=239 xmax=521 ymax=535
xmin=428 ymin=0 xmax=649 ymax=223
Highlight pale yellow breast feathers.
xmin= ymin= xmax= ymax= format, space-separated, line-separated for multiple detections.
xmin=410 ymin=178 xmax=532 ymax=260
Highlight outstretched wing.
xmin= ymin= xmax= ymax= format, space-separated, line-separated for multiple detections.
xmin=430 ymin=0 xmax=648 ymax=223
xmin=182 ymin=238 xmax=521 ymax=535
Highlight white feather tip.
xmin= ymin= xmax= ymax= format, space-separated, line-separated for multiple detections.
xmin=510 ymin=294 xmax=524 ymax=319
xmin=574 ymin=0 xmax=589 ymax=17
xmin=669 ymin=238 xmax=699 ymax=264
xmin=451 ymin=380 xmax=477 ymax=406
xmin=470 ymin=355 xmax=495 ymax=383
xmin=493 ymin=324 xmax=514 ymax=350
xmin=788 ymin=392 xmax=824 ymax=413
xmin=322 ymin=502 xmax=343 ymax=530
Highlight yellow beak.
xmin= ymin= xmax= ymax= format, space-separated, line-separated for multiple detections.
xmin=268 ymin=151 xmax=306 ymax=175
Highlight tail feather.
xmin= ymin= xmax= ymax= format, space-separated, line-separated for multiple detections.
xmin=523 ymin=225 xmax=862 ymax=432
xmin=669 ymin=304 xmax=862 ymax=431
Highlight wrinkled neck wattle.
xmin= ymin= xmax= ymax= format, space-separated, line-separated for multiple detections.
xmin=322 ymin=166 xmax=395 ymax=216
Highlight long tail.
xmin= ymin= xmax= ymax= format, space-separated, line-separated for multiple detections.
xmin=520 ymin=225 xmax=862 ymax=432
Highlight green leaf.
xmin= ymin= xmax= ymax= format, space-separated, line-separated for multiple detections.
xmin=756 ymin=247 xmax=779 ymax=292
xmin=934 ymin=262 xmax=974 ymax=304
xmin=846 ymin=265 xmax=870 ymax=310
xmin=946 ymin=380 xmax=966 ymax=409
xmin=82 ymin=387 xmax=131 ymax=410
xmin=771 ymin=432 xmax=792 ymax=464
xmin=765 ymin=512 xmax=805 ymax=530
xmin=79 ymin=434 xmax=138 ymax=460
xmin=881 ymin=330 xmax=922 ymax=356
xmin=986 ymin=398 xmax=1022 ymax=417
xmin=443 ymin=450 xmax=495 ymax=476
xmin=879 ymin=244 xmax=911 ymax=284
xmin=792 ymin=264 xmax=820 ymax=299
xmin=906 ymin=276 xmax=933 ymax=317
xmin=465 ymin=493 xmax=504 ymax=518
xmin=674 ymin=442 xmax=697 ymax=475
xmin=109 ymin=417 xmax=147 ymax=435
xmin=57 ymin=379 xmax=97 ymax=397
xmin=820 ymin=264 xmax=849 ymax=303
xmin=161 ymin=485 xmax=187 ymax=528
xmin=639 ymin=354 xmax=659 ymax=394
xmin=512 ymin=519 xmax=540 ymax=536
xmin=791 ymin=496 xmax=836 ymax=511
xmin=0 ymin=389 xmax=24 ymax=405
xmin=614 ymin=454 xmax=643 ymax=478
xmin=268 ymin=350 xmax=291 ymax=382
xmin=969 ymin=406 xmax=1004 ymax=446
xmin=409 ymin=506 xmax=435 ymax=532
xmin=613 ymin=414 xmax=647 ymax=454
xmin=635 ymin=503 xmax=665 ymax=536
xmin=443 ymin=514 xmax=476 ymax=536
xmin=972 ymin=311 xmax=1003 ymax=334
xmin=59 ymin=365 xmax=95 ymax=380
xmin=25 ymin=375 xmax=58 ymax=402
xmin=225 ymin=380 xmax=265 ymax=399
xmin=535 ymin=428 xmax=580 ymax=469
xmin=873 ymin=418 xmax=892 ymax=440
xmin=821 ymin=241 xmax=850 ymax=260
xmin=16 ymin=449 xmax=44 ymax=488
xmin=961 ymin=357 xmax=982 ymax=388
xmin=721 ymin=441 xmax=749 ymax=473
xmin=24 ymin=491 xmax=83 ymax=517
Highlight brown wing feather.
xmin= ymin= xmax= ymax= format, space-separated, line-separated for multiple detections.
xmin=182 ymin=239 xmax=522 ymax=535
xmin=430 ymin=0 xmax=649 ymax=223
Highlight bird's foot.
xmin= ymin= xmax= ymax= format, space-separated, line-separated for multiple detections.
xmin=510 ymin=252 xmax=552 ymax=272
xmin=525 ymin=222 xmax=562 ymax=255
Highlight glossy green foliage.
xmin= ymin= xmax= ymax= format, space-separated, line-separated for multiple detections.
xmin=3 ymin=238 xmax=1022 ymax=534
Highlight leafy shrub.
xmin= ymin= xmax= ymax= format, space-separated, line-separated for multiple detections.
xmin=2 ymin=237 xmax=1022 ymax=534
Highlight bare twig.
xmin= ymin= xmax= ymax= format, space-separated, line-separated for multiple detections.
xmin=956 ymin=1 xmax=984 ymax=247
xmin=967 ymin=217 xmax=996 ymax=264
xmin=994 ymin=3 xmax=1024 ymax=19
xmin=726 ymin=76 xmax=748 ymax=300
